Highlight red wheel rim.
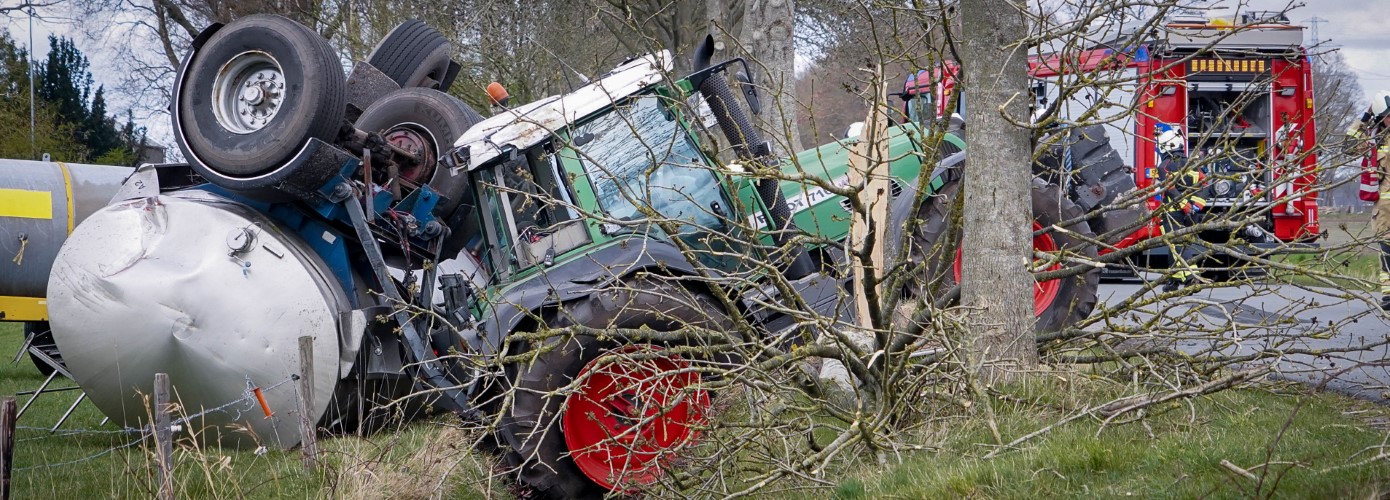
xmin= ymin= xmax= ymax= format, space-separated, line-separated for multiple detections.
xmin=562 ymin=345 xmax=710 ymax=492
xmin=952 ymin=221 xmax=1063 ymax=317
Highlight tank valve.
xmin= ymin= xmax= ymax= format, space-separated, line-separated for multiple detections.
xmin=226 ymin=227 xmax=257 ymax=255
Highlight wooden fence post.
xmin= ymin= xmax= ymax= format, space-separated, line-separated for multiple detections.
xmin=2 ymin=397 xmax=16 ymax=500
xmin=153 ymin=373 xmax=173 ymax=500
xmin=297 ymin=336 xmax=319 ymax=471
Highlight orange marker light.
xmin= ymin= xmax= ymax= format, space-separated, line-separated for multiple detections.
xmin=487 ymin=82 xmax=510 ymax=108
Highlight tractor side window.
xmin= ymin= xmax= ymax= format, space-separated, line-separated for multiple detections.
xmin=493 ymin=145 xmax=589 ymax=269
xmin=905 ymin=94 xmax=931 ymax=124
xmin=570 ymin=94 xmax=726 ymax=235
xmin=476 ymin=167 xmax=515 ymax=278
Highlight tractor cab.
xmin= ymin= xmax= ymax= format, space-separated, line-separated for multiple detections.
xmin=446 ymin=53 xmax=752 ymax=286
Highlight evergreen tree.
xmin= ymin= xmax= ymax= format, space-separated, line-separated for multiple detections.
xmin=0 ymin=30 xmax=29 ymax=98
xmin=1 ymin=32 xmax=147 ymax=164
xmin=0 ymin=30 xmax=86 ymax=161
xmin=37 ymin=35 xmax=93 ymax=131
xmin=84 ymin=85 xmax=123 ymax=159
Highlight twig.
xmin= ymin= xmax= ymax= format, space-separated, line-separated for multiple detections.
xmin=1219 ymin=459 xmax=1259 ymax=481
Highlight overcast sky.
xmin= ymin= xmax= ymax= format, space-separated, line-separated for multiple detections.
xmin=1230 ymin=0 xmax=1390 ymax=103
xmin=2 ymin=0 xmax=1388 ymax=146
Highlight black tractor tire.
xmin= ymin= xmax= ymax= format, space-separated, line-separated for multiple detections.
xmin=1033 ymin=125 xmax=1140 ymax=242
xmin=176 ymin=14 xmax=345 ymax=179
xmin=495 ymin=279 xmax=737 ymax=498
xmin=23 ymin=321 xmax=65 ymax=377
xmin=911 ymin=179 xmax=1100 ymax=334
xmin=354 ymin=87 xmax=482 ymax=217
xmin=367 ymin=20 xmax=455 ymax=90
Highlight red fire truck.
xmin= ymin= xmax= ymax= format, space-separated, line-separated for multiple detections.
xmin=903 ymin=11 xmax=1321 ymax=274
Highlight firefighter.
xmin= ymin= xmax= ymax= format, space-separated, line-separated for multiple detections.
xmin=1348 ymin=91 xmax=1390 ymax=311
xmin=1156 ymin=128 xmax=1207 ymax=292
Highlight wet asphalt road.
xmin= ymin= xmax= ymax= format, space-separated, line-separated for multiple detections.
xmin=1098 ymin=281 xmax=1390 ymax=402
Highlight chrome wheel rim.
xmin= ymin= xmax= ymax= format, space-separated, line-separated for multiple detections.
xmin=212 ymin=51 xmax=286 ymax=134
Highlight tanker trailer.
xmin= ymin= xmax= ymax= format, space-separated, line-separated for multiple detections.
xmin=45 ymin=15 xmax=482 ymax=448
xmin=1 ymin=159 xmax=131 ymax=374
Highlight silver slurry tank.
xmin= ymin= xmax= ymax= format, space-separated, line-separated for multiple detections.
xmin=46 ymin=190 xmax=349 ymax=448
xmin=1 ymin=159 xmax=130 ymax=321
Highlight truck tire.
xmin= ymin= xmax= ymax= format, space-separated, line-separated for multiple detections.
xmin=23 ymin=321 xmax=65 ymax=377
xmin=176 ymin=14 xmax=345 ymax=178
xmin=495 ymin=279 xmax=736 ymax=498
xmin=911 ymin=179 xmax=1099 ymax=334
xmin=367 ymin=20 xmax=454 ymax=90
xmin=355 ymin=88 xmax=482 ymax=217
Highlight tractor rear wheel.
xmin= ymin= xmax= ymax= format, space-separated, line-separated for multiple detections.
xmin=495 ymin=279 xmax=735 ymax=497
xmin=1034 ymin=125 xmax=1140 ymax=242
xmin=911 ymin=179 xmax=1100 ymax=334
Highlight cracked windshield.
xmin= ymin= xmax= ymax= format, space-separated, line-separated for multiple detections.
xmin=573 ymin=95 xmax=724 ymax=234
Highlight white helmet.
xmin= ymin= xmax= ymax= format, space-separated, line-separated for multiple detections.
xmin=1157 ymin=128 xmax=1184 ymax=154
xmin=1373 ymin=90 xmax=1390 ymax=119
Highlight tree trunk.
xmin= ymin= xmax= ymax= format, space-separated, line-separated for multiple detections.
xmin=958 ymin=0 xmax=1037 ymax=382
xmin=708 ymin=0 xmax=726 ymax=50
xmin=741 ymin=0 xmax=802 ymax=153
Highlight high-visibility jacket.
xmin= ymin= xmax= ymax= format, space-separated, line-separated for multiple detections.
xmin=1349 ymin=108 xmax=1389 ymax=203
xmin=1159 ymin=154 xmax=1207 ymax=213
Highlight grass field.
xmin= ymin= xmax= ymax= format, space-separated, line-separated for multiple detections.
xmin=6 ymin=322 xmax=1390 ymax=498
xmin=1269 ymin=251 xmax=1382 ymax=291
xmin=838 ymin=383 xmax=1390 ymax=498
xmin=0 ymin=323 xmax=504 ymax=499
xmin=1255 ymin=211 xmax=1382 ymax=290
xmin=1318 ymin=211 xmax=1381 ymax=255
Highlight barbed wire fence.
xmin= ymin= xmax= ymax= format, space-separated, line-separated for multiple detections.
xmin=1 ymin=371 xmax=301 ymax=498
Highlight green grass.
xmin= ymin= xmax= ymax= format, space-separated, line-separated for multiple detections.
xmin=1 ymin=323 xmax=504 ymax=498
xmin=1268 ymin=251 xmax=1381 ymax=291
xmin=8 ymin=322 xmax=1390 ymax=497
xmin=834 ymin=381 xmax=1390 ymax=498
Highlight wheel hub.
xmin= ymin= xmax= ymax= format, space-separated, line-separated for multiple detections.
xmin=562 ymin=345 xmax=710 ymax=492
xmin=383 ymin=126 xmax=436 ymax=183
xmin=212 ymin=51 xmax=286 ymax=134
xmin=1030 ymin=222 xmax=1063 ymax=316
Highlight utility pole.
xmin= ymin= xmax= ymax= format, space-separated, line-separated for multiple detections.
xmin=1304 ymin=17 xmax=1327 ymax=49
xmin=28 ymin=6 xmax=37 ymax=161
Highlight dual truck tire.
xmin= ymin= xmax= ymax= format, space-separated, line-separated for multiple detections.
xmin=174 ymin=14 xmax=478 ymax=205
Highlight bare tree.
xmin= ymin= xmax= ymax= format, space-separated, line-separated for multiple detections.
xmin=592 ymin=0 xmax=744 ymax=73
xmin=0 ymin=1 xmax=66 ymax=17
xmin=1308 ymin=49 xmax=1367 ymax=208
